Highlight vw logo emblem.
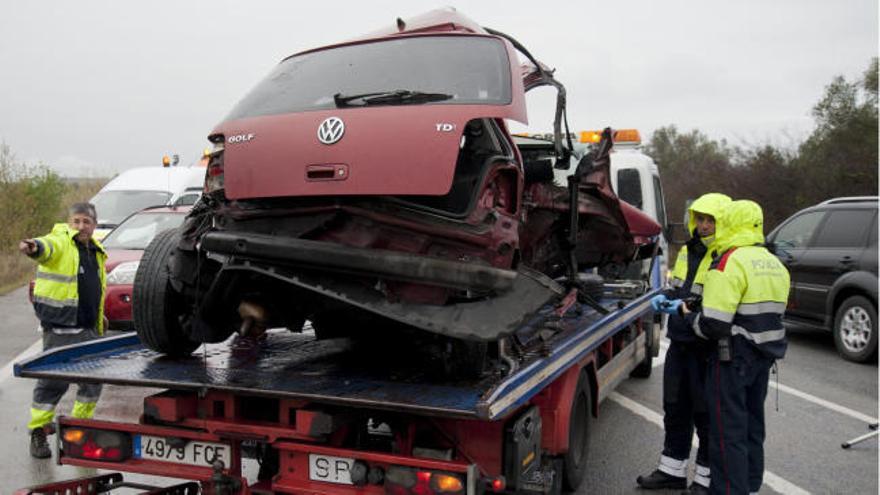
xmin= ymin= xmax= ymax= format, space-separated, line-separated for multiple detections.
xmin=317 ymin=117 xmax=345 ymax=145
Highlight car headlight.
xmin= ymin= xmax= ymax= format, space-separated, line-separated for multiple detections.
xmin=106 ymin=261 xmax=140 ymax=285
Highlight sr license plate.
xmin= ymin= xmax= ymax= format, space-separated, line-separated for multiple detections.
xmin=134 ymin=435 xmax=231 ymax=467
xmin=309 ymin=453 xmax=354 ymax=485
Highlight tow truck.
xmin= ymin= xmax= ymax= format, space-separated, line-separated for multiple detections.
xmin=15 ymin=9 xmax=668 ymax=494
xmin=15 ymin=278 xmax=660 ymax=495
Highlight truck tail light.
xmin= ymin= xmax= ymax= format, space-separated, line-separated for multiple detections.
xmin=61 ymin=427 xmax=130 ymax=462
xmin=487 ymin=476 xmax=506 ymax=492
xmin=204 ymin=137 xmax=225 ymax=193
xmin=385 ymin=467 xmax=464 ymax=494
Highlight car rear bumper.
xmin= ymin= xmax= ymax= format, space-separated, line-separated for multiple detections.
xmin=200 ymin=230 xmax=516 ymax=292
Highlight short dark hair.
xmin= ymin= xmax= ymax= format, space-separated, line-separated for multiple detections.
xmin=69 ymin=202 xmax=97 ymax=220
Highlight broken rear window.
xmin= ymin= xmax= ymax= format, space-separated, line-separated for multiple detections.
xmin=224 ymin=36 xmax=512 ymax=121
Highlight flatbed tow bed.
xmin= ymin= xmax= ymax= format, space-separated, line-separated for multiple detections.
xmin=15 ymin=287 xmax=660 ymax=495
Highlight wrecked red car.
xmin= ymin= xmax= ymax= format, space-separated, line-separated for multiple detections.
xmin=133 ymin=9 xmax=662 ymax=373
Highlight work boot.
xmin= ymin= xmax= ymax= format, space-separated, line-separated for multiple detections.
xmin=30 ymin=428 xmax=51 ymax=459
xmin=636 ymin=469 xmax=687 ymax=490
xmin=682 ymin=483 xmax=710 ymax=495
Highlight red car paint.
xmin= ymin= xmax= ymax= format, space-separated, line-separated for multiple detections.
xmin=220 ymin=105 xmax=527 ymax=200
xmin=102 ymin=249 xmax=144 ymax=328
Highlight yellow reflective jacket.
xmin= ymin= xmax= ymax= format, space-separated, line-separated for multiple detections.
xmin=694 ymin=200 xmax=791 ymax=358
xmin=31 ymin=223 xmax=107 ymax=334
xmin=670 ymin=193 xmax=732 ymax=294
xmin=667 ymin=193 xmax=731 ymax=342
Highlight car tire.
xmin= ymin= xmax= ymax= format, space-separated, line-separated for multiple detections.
xmin=833 ymin=295 xmax=877 ymax=363
xmin=133 ymin=228 xmax=200 ymax=356
xmin=562 ymin=371 xmax=592 ymax=491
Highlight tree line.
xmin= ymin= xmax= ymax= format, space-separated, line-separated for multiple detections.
xmin=647 ymin=58 xmax=878 ymax=234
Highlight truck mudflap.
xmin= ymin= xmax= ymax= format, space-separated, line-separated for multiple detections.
xmin=216 ymin=259 xmax=565 ymax=341
xmin=15 ymin=290 xmax=657 ymax=421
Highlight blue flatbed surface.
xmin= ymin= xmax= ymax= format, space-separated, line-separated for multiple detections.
xmin=15 ymin=291 xmax=656 ymax=420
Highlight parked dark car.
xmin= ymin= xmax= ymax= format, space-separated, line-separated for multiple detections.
xmin=767 ymin=196 xmax=878 ymax=362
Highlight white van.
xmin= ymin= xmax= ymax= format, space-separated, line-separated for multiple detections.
xmin=90 ymin=166 xmax=205 ymax=239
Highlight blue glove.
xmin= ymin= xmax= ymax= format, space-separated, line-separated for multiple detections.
xmin=650 ymin=294 xmax=668 ymax=312
xmin=658 ymin=298 xmax=684 ymax=315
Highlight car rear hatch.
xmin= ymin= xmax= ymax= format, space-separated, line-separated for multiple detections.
xmin=211 ymin=33 xmax=527 ymax=200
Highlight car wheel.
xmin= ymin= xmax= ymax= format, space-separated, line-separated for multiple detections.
xmin=833 ymin=295 xmax=877 ymax=363
xmin=133 ymin=228 xmax=200 ymax=356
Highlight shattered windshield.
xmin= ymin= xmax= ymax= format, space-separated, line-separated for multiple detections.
xmin=224 ymin=36 xmax=512 ymax=121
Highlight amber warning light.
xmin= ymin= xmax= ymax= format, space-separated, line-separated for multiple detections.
xmin=514 ymin=129 xmax=642 ymax=145
xmin=579 ymin=129 xmax=642 ymax=145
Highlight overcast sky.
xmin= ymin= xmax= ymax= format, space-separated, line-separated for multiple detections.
xmin=0 ymin=0 xmax=876 ymax=177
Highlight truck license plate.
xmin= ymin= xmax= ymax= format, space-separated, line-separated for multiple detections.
xmin=309 ymin=453 xmax=354 ymax=484
xmin=134 ymin=435 xmax=231 ymax=467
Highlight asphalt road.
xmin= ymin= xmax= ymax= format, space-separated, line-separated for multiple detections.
xmin=0 ymin=286 xmax=876 ymax=493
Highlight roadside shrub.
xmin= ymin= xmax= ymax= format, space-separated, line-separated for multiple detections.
xmin=0 ymin=142 xmax=107 ymax=293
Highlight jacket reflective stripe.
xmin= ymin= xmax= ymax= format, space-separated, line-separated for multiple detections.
xmin=731 ymin=325 xmax=786 ymax=344
xmin=31 ymin=402 xmax=57 ymax=412
xmin=691 ymin=283 xmax=703 ymax=295
xmin=40 ymin=239 xmax=55 ymax=261
xmin=704 ymin=307 xmax=734 ymax=323
xmin=671 ymin=278 xmax=684 ymax=288
xmin=658 ymin=454 xmax=688 ymax=477
xmin=33 ymin=303 xmax=78 ymax=327
xmin=737 ymin=301 xmax=787 ymax=315
xmin=35 ymin=271 xmax=77 ymax=283
xmin=33 ymin=295 xmax=78 ymax=308
xmin=692 ymin=313 xmax=707 ymax=339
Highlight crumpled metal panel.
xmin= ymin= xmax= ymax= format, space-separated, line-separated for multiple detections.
xmin=222 ymin=261 xmax=564 ymax=341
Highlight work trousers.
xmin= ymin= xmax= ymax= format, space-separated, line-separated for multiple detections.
xmin=29 ymin=329 xmax=103 ymax=430
xmin=706 ymin=343 xmax=771 ymax=495
xmin=660 ymin=340 xmax=711 ymax=482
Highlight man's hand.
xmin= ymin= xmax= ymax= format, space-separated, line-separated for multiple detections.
xmin=658 ymin=298 xmax=684 ymax=315
xmin=19 ymin=239 xmax=37 ymax=255
xmin=650 ymin=294 xmax=669 ymax=312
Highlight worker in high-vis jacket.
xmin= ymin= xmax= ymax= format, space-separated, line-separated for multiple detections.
xmin=637 ymin=193 xmax=730 ymax=494
xmin=19 ymin=202 xmax=107 ymax=459
xmin=669 ymin=200 xmax=790 ymax=495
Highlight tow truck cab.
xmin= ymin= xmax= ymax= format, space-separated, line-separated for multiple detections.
xmin=604 ymin=131 xmax=669 ymax=287
xmin=516 ymin=129 xmax=669 ymax=287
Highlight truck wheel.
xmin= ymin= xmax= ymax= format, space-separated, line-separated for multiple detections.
xmin=133 ymin=228 xmax=200 ymax=356
xmin=833 ymin=295 xmax=877 ymax=363
xmin=630 ymin=353 xmax=653 ymax=378
xmin=630 ymin=322 xmax=654 ymax=378
xmin=562 ymin=371 xmax=592 ymax=491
